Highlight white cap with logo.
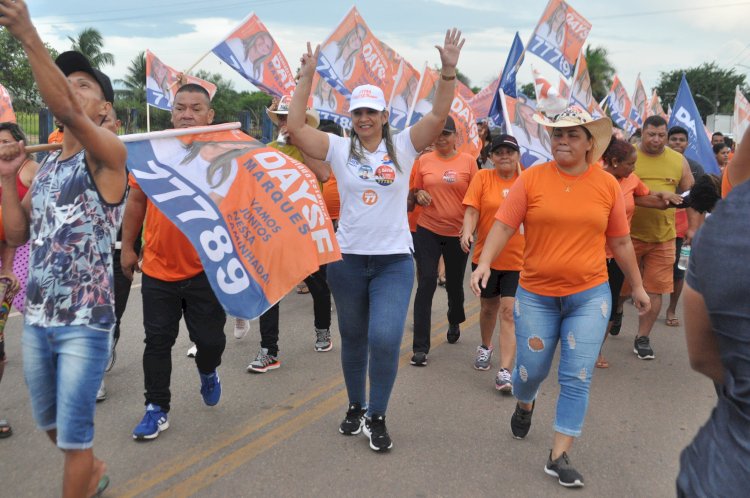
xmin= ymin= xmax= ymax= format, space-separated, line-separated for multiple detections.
xmin=348 ymin=84 xmax=387 ymax=112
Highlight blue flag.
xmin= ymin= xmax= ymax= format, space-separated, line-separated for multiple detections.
xmin=668 ymin=74 xmax=720 ymax=175
xmin=488 ymin=32 xmax=524 ymax=126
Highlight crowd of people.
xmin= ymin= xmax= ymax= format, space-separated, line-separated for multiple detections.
xmin=0 ymin=1 xmax=747 ymax=496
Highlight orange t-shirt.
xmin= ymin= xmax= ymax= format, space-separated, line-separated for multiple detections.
xmin=605 ymin=173 xmax=650 ymax=258
xmin=722 ymin=168 xmax=733 ymax=198
xmin=323 ymin=172 xmax=340 ymax=220
xmin=128 ymin=174 xmax=203 ymax=281
xmin=413 ymin=151 xmax=477 ymax=236
xmin=47 ymin=129 xmax=64 ymax=144
xmin=496 ymin=162 xmax=629 ymax=296
xmin=462 ymin=169 xmax=524 ymax=271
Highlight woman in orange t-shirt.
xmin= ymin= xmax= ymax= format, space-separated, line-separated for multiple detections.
xmin=470 ymin=106 xmax=650 ymax=488
xmin=460 ymin=134 xmax=524 ymax=390
xmin=410 ymin=116 xmax=477 ymax=365
xmin=598 ymin=138 xmax=681 ymax=368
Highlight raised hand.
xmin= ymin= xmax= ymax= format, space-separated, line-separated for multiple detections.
xmin=0 ymin=140 xmax=27 ymax=180
xmin=0 ymin=0 xmax=34 ymax=44
xmin=298 ymin=42 xmax=320 ymax=80
xmin=435 ymin=28 xmax=465 ymax=70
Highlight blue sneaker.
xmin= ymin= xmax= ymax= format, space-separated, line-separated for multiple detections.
xmin=199 ymin=370 xmax=221 ymax=406
xmin=132 ymin=404 xmax=169 ymax=441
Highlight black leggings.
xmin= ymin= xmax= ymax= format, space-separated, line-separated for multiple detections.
xmin=606 ymin=258 xmax=625 ymax=321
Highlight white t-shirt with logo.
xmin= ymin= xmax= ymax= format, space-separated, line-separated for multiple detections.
xmin=325 ymin=129 xmax=418 ymax=254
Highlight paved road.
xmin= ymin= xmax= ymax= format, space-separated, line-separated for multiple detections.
xmin=0 ymin=272 xmax=716 ymax=497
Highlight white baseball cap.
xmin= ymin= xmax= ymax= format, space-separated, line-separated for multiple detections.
xmin=348 ymin=84 xmax=387 ymax=112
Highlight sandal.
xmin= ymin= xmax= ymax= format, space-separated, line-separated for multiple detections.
xmin=90 ymin=475 xmax=110 ymax=498
xmin=665 ymin=316 xmax=680 ymax=327
xmin=437 ymin=277 xmax=446 ymax=287
xmin=0 ymin=419 xmax=11 ymax=439
xmin=296 ymin=283 xmax=310 ymax=294
xmin=595 ymin=358 xmax=610 ymax=369
xmin=609 ymin=311 xmax=623 ymax=336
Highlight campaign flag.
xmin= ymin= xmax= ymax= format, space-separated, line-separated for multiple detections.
xmin=0 ymin=84 xmax=15 ymax=123
xmin=607 ymin=76 xmax=638 ymax=135
xmin=406 ymin=68 xmax=480 ymax=157
xmin=311 ymin=73 xmax=352 ymax=129
xmin=125 ymin=126 xmax=341 ymax=319
xmin=668 ymin=74 xmax=720 ymax=175
xmin=468 ymin=76 xmax=500 ymax=120
xmin=503 ymin=94 xmax=553 ymax=167
xmin=388 ymin=58 xmax=421 ymax=130
xmin=733 ymin=86 xmax=750 ymax=142
xmin=212 ymin=13 xmax=296 ymax=97
xmin=569 ymin=54 xmax=603 ymax=118
xmin=487 ymin=32 xmax=525 ymax=126
xmin=146 ymin=50 xmax=217 ymax=112
xmin=647 ymin=89 xmax=667 ymax=120
xmin=457 ymin=81 xmax=475 ymax=101
xmin=631 ymin=75 xmax=648 ymax=125
xmin=531 ymin=66 xmax=569 ymax=115
xmin=317 ymin=6 xmax=396 ymax=99
xmin=528 ymin=0 xmax=591 ymax=79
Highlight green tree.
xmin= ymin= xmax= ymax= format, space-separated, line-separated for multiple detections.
xmin=519 ymin=82 xmax=535 ymax=98
xmin=193 ymin=70 xmax=241 ymax=124
xmin=655 ymin=63 xmax=748 ymax=120
xmin=115 ymin=51 xmax=146 ymax=103
xmin=0 ymin=29 xmax=59 ymax=106
xmin=585 ymin=45 xmax=616 ymax=103
xmin=68 ymin=27 xmax=114 ymax=69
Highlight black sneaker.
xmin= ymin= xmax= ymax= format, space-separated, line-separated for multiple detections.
xmin=410 ymin=352 xmax=427 ymax=367
xmin=339 ymin=402 xmax=365 ymax=435
xmin=510 ymin=401 xmax=534 ymax=439
xmin=609 ymin=311 xmax=623 ymax=336
xmin=447 ymin=324 xmax=460 ymax=344
xmin=633 ymin=336 xmax=655 ymax=360
xmin=362 ymin=414 xmax=392 ymax=452
xmin=544 ymin=451 xmax=584 ymax=488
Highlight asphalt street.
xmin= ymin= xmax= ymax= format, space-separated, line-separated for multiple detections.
xmin=0 ymin=271 xmax=716 ymax=497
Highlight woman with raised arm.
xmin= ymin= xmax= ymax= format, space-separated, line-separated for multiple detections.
xmin=287 ymin=30 xmax=464 ymax=452
xmin=470 ymin=106 xmax=650 ymax=488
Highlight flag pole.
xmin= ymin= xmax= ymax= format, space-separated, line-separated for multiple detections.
xmin=146 ymin=104 xmax=151 ymax=133
xmin=406 ymin=62 xmax=428 ymax=126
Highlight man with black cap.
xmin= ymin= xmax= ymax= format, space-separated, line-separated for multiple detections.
xmin=0 ymin=1 xmax=127 ymax=496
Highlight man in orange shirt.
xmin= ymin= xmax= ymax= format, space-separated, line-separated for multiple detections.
xmin=47 ymin=118 xmax=64 ymax=144
xmin=121 ymin=84 xmax=226 ymax=441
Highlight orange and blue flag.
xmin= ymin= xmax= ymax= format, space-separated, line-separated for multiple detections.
xmin=125 ymin=127 xmax=341 ymax=318
xmin=607 ymin=75 xmax=638 ymax=135
xmin=0 ymin=84 xmax=15 ymax=123
xmin=503 ymin=94 xmax=553 ymax=167
xmin=212 ymin=12 xmax=296 ymax=97
xmin=528 ymin=0 xmax=591 ymax=79
xmin=146 ymin=50 xmax=217 ymax=111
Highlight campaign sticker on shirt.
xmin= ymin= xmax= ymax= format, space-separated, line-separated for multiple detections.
xmin=382 ymin=154 xmax=394 ymax=165
xmin=362 ymin=189 xmax=378 ymax=205
xmin=443 ymin=170 xmax=458 ymax=184
xmin=375 ymin=165 xmax=396 ymax=186
xmin=358 ymin=165 xmax=373 ymax=180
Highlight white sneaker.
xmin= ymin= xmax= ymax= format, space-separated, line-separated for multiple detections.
xmin=233 ymin=317 xmax=250 ymax=339
xmin=96 ymin=380 xmax=107 ymax=402
xmin=474 ymin=345 xmax=493 ymax=370
xmin=186 ymin=344 xmax=197 ymax=358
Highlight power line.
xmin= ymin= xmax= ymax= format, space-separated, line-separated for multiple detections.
xmin=588 ymin=1 xmax=750 ymax=20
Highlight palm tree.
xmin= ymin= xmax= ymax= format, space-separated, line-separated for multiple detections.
xmin=68 ymin=27 xmax=115 ymax=69
xmin=585 ymin=45 xmax=616 ymax=103
xmin=115 ymin=51 xmax=146 ymax=103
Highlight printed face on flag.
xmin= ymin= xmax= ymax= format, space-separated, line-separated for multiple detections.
xmin=146 ymin=50 xmax=218 ymax=112
xmin=469 ymin=76 xmax=501 ymax=120
xmin=212 ymin=13 xmax=296 ymax=97
xmin=608 ymin=76 xmax=638 ymax=134
xmin=408 ymin=69 xmax=440 ymax=126
xmin=505 ymin=95 xmax=552 ymax=167
xmin=0 ymin=84 xmax=15 ymax=123
xmin=529 ymin=0 xmax=591 ymax=78
xmin=632 ymin=77 xmax=647 ymax=124
xmin=734 ymin=87 xmax=750 ymax=141
xmin=126 ymin=128 xmax=341 ymax=319
xmin=311 ymin=73 xmax=352 ymax=129
xmin=316 ymin=7 xmax=395 ymax=98
xmin=388 ymin=61 xmax=420 ymax=130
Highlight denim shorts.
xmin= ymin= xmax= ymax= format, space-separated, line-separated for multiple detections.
xmin=22 ymin=323 xmax=112 ymax=450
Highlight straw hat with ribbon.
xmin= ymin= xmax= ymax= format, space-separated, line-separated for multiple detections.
xmin=266 ymin=95 xmax=320 ymax=128
xmin=532 ymin=105 xmax=613 ymax=164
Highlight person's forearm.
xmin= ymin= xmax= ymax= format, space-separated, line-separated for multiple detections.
xmin=683 ymin=285 xmax=724 ymax=384
xmin=0 ymin=176 xmax=30 ymax=247
xmin=288 ymin=74 xmax=313 ymax=134
xmin=430 ymin=70 xmax=456 ymax=121
xmin=686 ymin=207 xmax=703 ymax=235
xmin=634 ymin=194 xmax=670 ymax=209
xmin=462 ymin=207 xmax=479 ymax=237
xmin=121 ymin=191 xmax=147 ymax=250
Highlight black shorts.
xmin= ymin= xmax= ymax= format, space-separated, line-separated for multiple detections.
xmin=607 ymin=258 xmax=626 ymax=321
xmin=471 ymin=264 xmax=519 ymax=299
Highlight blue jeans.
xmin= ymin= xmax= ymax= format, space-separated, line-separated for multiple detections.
xmin=23 ymin=323 xmax=113 ymax=449
xmin=327 ymin=253 xmax=414 ymax=416
xmin=512 ymin=283 xmax=610 ymax=437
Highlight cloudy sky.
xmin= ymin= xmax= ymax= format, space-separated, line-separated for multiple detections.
xmin=27 ymin=0 xmax=750 ymax=102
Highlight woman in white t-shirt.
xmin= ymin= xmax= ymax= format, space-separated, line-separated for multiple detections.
xmin=287 ymin=30 xmax=465 ymax=453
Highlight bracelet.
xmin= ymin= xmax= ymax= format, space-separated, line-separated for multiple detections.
xmin=441 ymin=73 xmax=456 ymax=81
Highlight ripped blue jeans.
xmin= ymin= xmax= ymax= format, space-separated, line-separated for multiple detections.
xmin=512 ymin=282 xmax=610 ymax=437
